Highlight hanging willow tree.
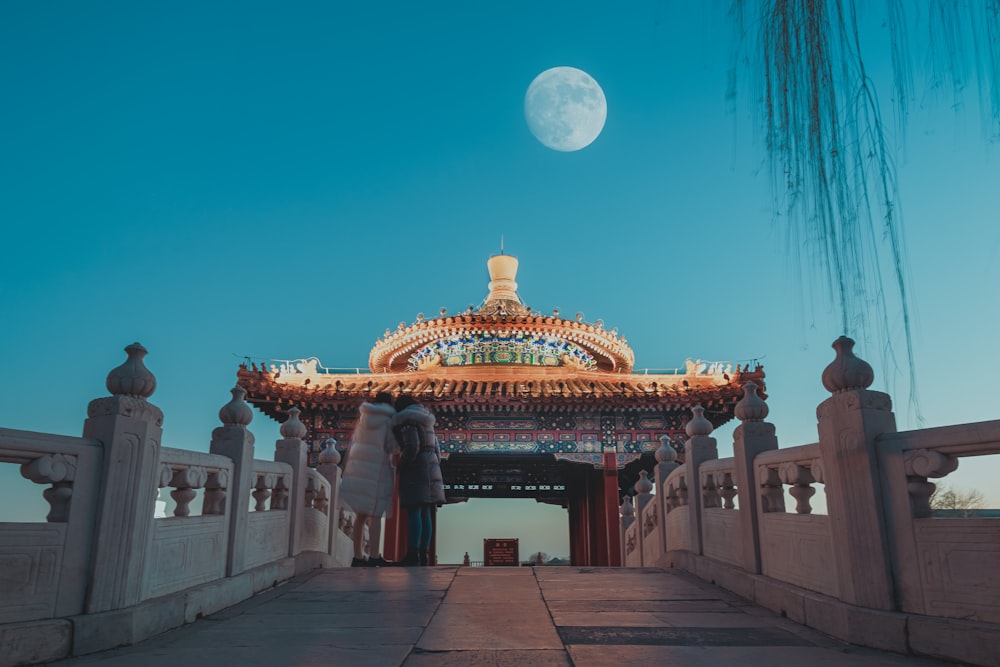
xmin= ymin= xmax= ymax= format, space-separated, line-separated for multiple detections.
xmin=729 ymin=0 xmax=1000 ymax=417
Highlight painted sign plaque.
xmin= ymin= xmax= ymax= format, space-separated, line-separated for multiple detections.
xmin=484 ymin=538 xmax=519 ymax=567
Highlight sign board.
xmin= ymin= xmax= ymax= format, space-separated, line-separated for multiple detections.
xmin=483 ymin=538 xmax=519 ymax=567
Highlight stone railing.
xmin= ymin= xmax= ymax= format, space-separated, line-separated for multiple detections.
xmin=620 ymin=337 xmax=1000 ymax=667
xmin=0 ymin=343 xmax=354 ymax=667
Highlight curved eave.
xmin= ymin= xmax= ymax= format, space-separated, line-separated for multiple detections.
xmin=368 ymin=314 xmax=636 ymax=374
xmin=236 ymin=365 xmax=765 ymax=426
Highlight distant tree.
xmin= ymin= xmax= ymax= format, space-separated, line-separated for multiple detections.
xmin=930 ymin=484 xmax=986 ymax=518
xmin=525 ymin=551 xmax=548 ymax=565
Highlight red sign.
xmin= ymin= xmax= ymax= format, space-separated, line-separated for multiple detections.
xmin=483 ymin=538 xmax=519 ymax=566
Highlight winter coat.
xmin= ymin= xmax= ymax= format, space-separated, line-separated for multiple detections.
xmin=393 ymin=404 xmax=446 ymax=508
xmin=339 ymin=402 xmax=397 ymax=517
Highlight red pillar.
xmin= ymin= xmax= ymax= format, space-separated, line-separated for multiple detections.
xmin=601 ymin=451 xmax=622 ymax=567
xmin=383 ymin=476 xmax=407 ymax=561
xmin=568 ymin=466 xmax=595 ymax=566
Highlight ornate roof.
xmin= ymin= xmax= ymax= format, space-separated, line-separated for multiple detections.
xmin=369 ymin=254 xmax=635 ymax=373
xmin=237 ymin=253 xmax=765 ymax=421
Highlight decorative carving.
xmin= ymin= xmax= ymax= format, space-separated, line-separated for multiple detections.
xmin=702 ymin=473 xmax=721 ymax=508
xmin=272 ymin=475 xmax=290 ymax=510
xmin=620 ymin=495 xmax=635 ymax=518
xmin=168 ymin=466 xmax=208 ymax=517
xmin=318 ymin=438 xmax=341 ymax=465
xmin=280 ymin=407 xmax=308 ymax=439
xmin=655 ymin=435 xmax=677 ymax=463
xmin=106 ymin=342 xmax=157 ymax=398
xmin=203 ymin=470 xmax=229 ymax=515
xmin=757 ymin=466 xmax=786 ymax=513
xmin=735 ymin=381 xmax=768 ymax=422
xmin=719 ymin=472 xmax=738 ymax=509
xmin=686 ymin=406 xmax=713 ymax=437
xmin=778 ymin=462 xmax=816 ymax=514
xmin=20 ymin=454 xmax=77 ymax=522
xmin=643 ymin=505 xmax=658 ymax=537
xmin=304 ymin=474 xmax=318 ymax=508
xmin=219 ymin=386 xmax=253 ymax=427
xmin=821 ymin=336 xmax=874 ymax=394
xmin=253 ymin=473 xmax=275 ymax=511
xmin=312 ymin=483 xmax=329 ymax=514
xmin=634 ymin=470 xmax=653 ymax=495
xmin=676 ymin=475 xmax=689 ymax=507
xmin=87 ymin=395 xmax=164 ymax=427
xmin=904 ymin=449 xmax=960 ymax=518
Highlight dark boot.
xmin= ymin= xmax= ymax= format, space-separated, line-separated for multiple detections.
xmin=418 ymin=549 xmax=429 ymax=566
xmin=398 ymin=549 xmax=419 ymax=567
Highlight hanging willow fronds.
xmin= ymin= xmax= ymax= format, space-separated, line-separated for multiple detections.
xmin=729 ymin=0 xmax=1000 ymax=419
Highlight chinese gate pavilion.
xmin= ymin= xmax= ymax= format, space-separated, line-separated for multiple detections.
xmin=237 ymin=253 xmax=764 ymax=566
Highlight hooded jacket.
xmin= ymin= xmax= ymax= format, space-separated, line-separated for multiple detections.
xmin=393 ymin=403 xmax=446 ymax=508
xmin=339 ymin=401 xmax=397 ymax=517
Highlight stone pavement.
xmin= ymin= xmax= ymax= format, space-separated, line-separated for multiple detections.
xmin=52 ymin=567 xmax=955 ymax=667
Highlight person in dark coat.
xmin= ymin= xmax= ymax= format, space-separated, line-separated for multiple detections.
xmin=392 ymin=395 xmax=446 ymax=566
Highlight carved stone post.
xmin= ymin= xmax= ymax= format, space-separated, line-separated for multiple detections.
xmin=732 ymin=381 xmax=778 ymax=573
xmin=315 ymin=438 xmax=342 ymax=556
xmin=209 ymin=386 xmax=255 ymax=576
xmin=275 ymin=407 xmax=309 ymax=557
xmin=633 ymin=471 xmax=654 ymax=566
xmin=654 ymin=435 xmax=679 ymax=554
xmin=816 ymin=336 xmax=896 ymax=610
xmin=619 ymin=496 xmax=635 ymax=565
xmin=82 ymin=343 xmax=162 ymax=613
xmin=684 ymin=406 xmax=718 ymax=556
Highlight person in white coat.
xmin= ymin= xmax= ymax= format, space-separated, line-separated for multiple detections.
xmin=340 ymin=392 xmax=397 ymax=566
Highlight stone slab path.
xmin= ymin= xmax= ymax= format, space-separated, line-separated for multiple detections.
xmin=52 ymin=567 xmax=954 ymax=666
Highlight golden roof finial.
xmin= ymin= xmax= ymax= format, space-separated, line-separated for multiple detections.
xmin=478 ymin=249 xmax=529 ymax=316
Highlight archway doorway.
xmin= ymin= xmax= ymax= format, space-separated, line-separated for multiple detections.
xmin=436 ymin=498 xmax=569 ymax=565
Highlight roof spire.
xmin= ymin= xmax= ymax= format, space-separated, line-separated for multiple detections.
xmin=478 ymin=250 xmax=529 ymax=316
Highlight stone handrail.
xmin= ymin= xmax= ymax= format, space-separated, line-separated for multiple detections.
xmin=620 ymin=340 xmax=1000 ymax=667
xmin=157 ymin=447 xmax=234 ymax=517
xmin=250 ymin=460 xmax=292 ymax=511
xmin=876 ymin=419 xmax=1000 ymax=627
xmin=0 ymin=428 xmax=104 ymax=624
xmin=699 ymin=458 xmax=738 ymax=511
xmin=754 ymin=444 xmax=823 ymax=515
xmin=1 ymin=345 xmax=354 ymax=667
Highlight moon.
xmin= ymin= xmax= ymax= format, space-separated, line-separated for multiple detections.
xmin=525 ymin=66 xmax=607 ymax=152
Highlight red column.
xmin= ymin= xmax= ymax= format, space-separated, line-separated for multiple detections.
xmin=568 ymin=467 xmax=595 ymax=566
xmin=601 ymin=451 xmax=622 ymax=566
xmin=383 ymin=476 xmax=407 ymax=561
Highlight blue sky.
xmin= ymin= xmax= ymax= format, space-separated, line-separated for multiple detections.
xmin=2 ymin=2 xmax=998 ymax=563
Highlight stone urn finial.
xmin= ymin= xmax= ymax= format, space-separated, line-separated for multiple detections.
xmin=280 ymin=407 xmax=308 ymax=439
xmin=620 ymin=495 xmax=635 ymax=518
xmin=655 ymin=435 xmax=677 ymax=464
xmin=219 ymin=386 xmax=253 ymax=427
xmin=106 ymin=342 xmax=156 ymax=398
xmin=821 ymin=336 xmax=874 ymax=394
xmin=634 ymin=470 xmax=653 ymax=495
xmin=318 ymin=438 xmax=341 ymax=465
xmin=734 ymin=381 xmax=768 ymax=422
xmin=685 ymin=406 xmax=713 ymax=437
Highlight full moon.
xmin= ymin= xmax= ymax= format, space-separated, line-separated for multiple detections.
xmin=524 ymin=66 xmax=607 ymax=152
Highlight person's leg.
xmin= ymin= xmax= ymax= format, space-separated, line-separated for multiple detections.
xmin=402 ymin=507 xmax=422 ymax=565
xmin=367 ymin=515 xmax=390 ymax=565
xmin=418 ymin=505 xmax=433 ymax=565
xmin=352 ymin=513 xmax=370 ymax=565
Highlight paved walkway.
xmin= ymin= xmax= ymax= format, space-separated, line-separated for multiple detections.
xmin=53 ymin=567 xmax=953 ymax=666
